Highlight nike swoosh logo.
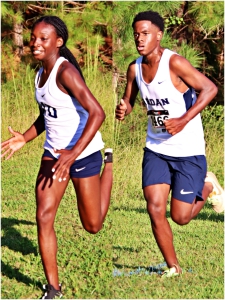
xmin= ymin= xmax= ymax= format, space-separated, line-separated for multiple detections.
xmin=75 ymin=167 xmax=86 ymax=172
xmin=158 ymin=81 xmax=164 ymax=84
xmin=41 ymin=94 xmax=45 ymax=97
xmin=180 ymin=189 xmax=194 ymax=195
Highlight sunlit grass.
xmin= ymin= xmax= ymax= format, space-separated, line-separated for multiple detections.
xmin=1 ymin=64 xmax=224 ymax=299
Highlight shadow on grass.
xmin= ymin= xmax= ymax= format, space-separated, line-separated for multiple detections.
xmin=194 ymin=210 xmax=224 ymax=222
xmin=113 ymin=245 xmax=139 ymax=253
xmin=1 ymin=260 xmax=43 ymax=290
xmin=1 ymin=217 xmax=38 ymax=255
xmin=112 ymin=262 xmax=166 ymax=277
xmin=113 ymin=204 xmax=224 ymax=222
xmin=1 ymin=218 xmax=42 ymax=289
xmin=113 ymin=262 xmax=157 ymax=270
xmin=113 ymin=206 xmax=171 ymax=218
xmin=1 ymin=218 xmax=43 ymax=289
xmin=112 ymin=246 xmax=164 ymax=273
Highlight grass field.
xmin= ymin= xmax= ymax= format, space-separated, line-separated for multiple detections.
xmin=1 ymin=65 xmax=224 ymax=299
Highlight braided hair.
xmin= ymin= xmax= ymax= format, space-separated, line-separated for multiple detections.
xmin=32 ymin=16 xmax=85 ymax=80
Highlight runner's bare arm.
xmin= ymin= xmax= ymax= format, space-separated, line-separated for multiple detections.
xmin=164 ymin=55 xmax=218 ymax=135
xmin=1 ymin=112 xmax=45 ymax=160
xmin=115 ymin=61 xmax=139 ymax=120
xmin=57 ymin=62 xmax=105 ymax=158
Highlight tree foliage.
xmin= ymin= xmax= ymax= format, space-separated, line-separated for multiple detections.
xmin=1 ymin=1 xmax=224 ymax=103
xmin=113 ymin=1 xmax=224 ymax=103
xmin=1 ymin=1 xmax=112 ymax=82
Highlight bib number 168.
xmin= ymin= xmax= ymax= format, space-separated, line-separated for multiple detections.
xmin=147 ymin=110 xmax=169 ymax=133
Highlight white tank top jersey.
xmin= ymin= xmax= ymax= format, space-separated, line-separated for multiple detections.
xmin=135 ymin=48 xmax=205 ymax=157
xmin=35 ymin=56 xmax=104 ymax=160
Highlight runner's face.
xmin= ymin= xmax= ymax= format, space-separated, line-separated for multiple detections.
xmin=29 ymin=22 xmax=63 ymax=61
xmin=133 ymin=20 xmax=162 ymax=56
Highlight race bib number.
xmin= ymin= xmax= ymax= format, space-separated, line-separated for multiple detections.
xmin=147 ymin=110 xmax=169 ymax=133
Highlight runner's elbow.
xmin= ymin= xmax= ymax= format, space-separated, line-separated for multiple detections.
xmin=98 ymin=109 xmax=106 ymax=123
xmin=209 ymin=83 xmax=218 ymax=99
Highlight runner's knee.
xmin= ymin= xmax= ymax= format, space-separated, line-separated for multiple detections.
xmin=83 ymin=221 xmax=102 ymax=234
xmin=36 ymin=202 xmax=56 ymax=229
xmin=171 ymin=212 xmax=191 ymax=225
xmin=147 ymin=202 xmax=166 ymax=223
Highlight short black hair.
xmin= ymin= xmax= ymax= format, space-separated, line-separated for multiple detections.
xmin=132 ymin=11 xmax=164 ymax=32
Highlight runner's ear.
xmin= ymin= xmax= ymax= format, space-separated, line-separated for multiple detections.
xmin=57 ymin=37 xmax=64 ymax=48
xmin=157 ymin=31 xmax=163 ymax=41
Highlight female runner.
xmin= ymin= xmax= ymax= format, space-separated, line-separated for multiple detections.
xmin=1 ymin=16 xmax=113 ymax=299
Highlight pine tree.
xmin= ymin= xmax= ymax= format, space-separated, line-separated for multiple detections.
xmin=112 ymin=1 xmax=224 ymax=103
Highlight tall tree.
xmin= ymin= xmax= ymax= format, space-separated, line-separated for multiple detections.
xmin=1 ymin=1 xmax=113 ymax=82
xmin=112 ymin=1 xmax=224 ymax=103
xmin=1 ymin=1 xmax=27 ymax=59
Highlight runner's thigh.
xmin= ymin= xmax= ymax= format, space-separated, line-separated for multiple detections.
xmin=170 ymin=155 xmax=207 ymax=204
xmin=72 ymin=175 xmax=101 ymax=225
xmin=36 ymin=157 xmax=69 ymax=211
xmin=142 ymin=147 xmax=171 ymax=189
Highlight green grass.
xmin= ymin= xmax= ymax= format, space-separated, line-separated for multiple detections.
xmin=1 ymin=157 xmax=114 ymax=298
xmin=1 ymin=65 xmax=224 ymax=299
xmin=111 ymin=141 xmax=224 ymax=299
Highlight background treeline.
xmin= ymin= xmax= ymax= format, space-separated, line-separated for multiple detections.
xmin=112 ymin=1 xmax=224 ymax=103
xmin=1 ymin=2 xmax=224 ymax=299
xmin=1 ymin=0 xmax=224 ymax=103
xmin=1 ymin=1 xmax=113 ymax=81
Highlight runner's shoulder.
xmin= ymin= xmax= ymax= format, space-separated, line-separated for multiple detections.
xmin=127 ymin=60 xmax=136 ymax=78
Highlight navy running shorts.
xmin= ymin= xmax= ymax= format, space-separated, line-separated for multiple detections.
xmin=42 ymin=149 xmax=102 ymax=178
xmin=142 ymin=147 xmax=207 ymax=204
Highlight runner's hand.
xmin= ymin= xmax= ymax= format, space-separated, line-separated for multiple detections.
xmin=115 ymin=99 xmax=127 ymax=120
xmin=51 ymin=149 xmax=76 ymax=182
xmin=1 ymin=126 xmax=26 ymax=160
xmin=164 ymin=117 xmax=188 ymax=135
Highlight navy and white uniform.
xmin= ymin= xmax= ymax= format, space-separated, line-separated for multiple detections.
xmin=35 ymin=57 xmax=104 ymax=160
xmin=135 ymin=48 xmax=205 ymax=157
xmin=135 ymin=49 xmax=207 ymax=203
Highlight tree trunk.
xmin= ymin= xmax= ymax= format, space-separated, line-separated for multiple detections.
xmin=13 ymin=22 xmax=23 ymax=59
